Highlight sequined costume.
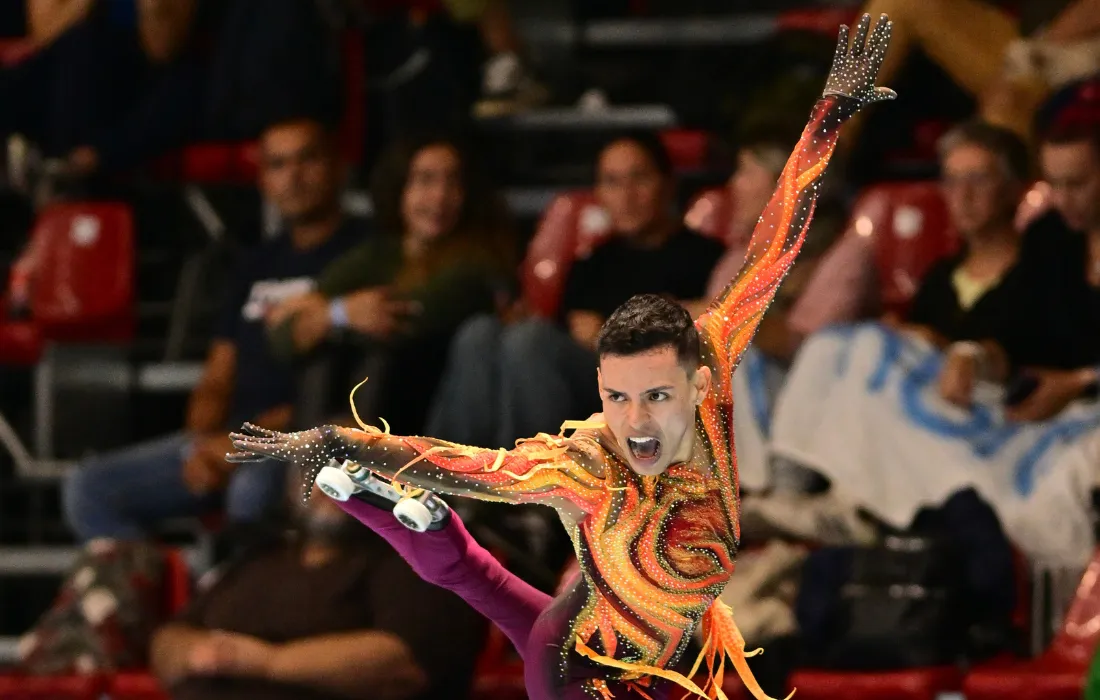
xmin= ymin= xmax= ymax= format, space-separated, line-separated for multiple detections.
xmin=228 ymin=15 xmax=894 ymax=700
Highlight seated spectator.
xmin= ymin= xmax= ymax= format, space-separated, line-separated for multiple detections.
xmin=264 ymin=133 xmax=516 ymax=435
xmin=66 ymin=0 xmax=344 ymax=175
xmin=62 ymin=114 xmax=366 ymax=542
xmin=762 ymin=121 xmax=1100 ymax=568
xmin=700 ymin=128 xmax=870 ymax=364
xmin=905 ymin=120 xmax=1100 ymax=415
xmin=150 ymin=471 xmax=487 ymax=700
xmin=844 ymin=0 xmax=1100 ymax=149
xmin=988 ymin=118 xmax=1100 ymax=421
xmin=0 ymin=0 xmax=195 ymax=167
xmin=426 ymin=131 xmax=725 ymax=449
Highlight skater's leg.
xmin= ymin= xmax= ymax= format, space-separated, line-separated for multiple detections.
xmin=338 ymin=496 xmax=551 ymax=658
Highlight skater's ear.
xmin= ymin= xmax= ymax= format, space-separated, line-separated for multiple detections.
xmin=690 ymin=364 xmax=712 ymax=406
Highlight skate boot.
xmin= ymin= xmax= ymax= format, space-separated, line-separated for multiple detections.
xmin=315 ymin=459 xmax=451 ymax=532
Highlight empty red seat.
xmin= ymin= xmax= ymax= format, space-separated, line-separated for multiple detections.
xmin=520 ymin=191 xmax=612 ymax=318
xmin=0 ymin=673 xmax=107 ymax=699
xmin=963 ymin=548 xmax=1100 ymax=700
xmin=659 ymin=129 xmax=711 ymax=173
xmin=0 ymin=202 xmax=135 ymax=365
xmin=847 ymin=181 xmax=958 ymax=316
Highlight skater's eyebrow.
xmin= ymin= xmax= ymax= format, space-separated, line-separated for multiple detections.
xmin=602 ymin=384 xmax=674 ymax=395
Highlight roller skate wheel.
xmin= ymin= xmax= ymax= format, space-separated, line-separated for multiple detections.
xmin=315 ymin=466 xmax=357 ymax=502
xmin=393 ymin=497 xmax=433 ymax=532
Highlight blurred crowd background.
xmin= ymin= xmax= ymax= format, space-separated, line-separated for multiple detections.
xmin=5 ymin=0 xmax=1100 ymax=698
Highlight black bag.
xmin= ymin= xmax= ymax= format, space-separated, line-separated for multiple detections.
xmin=796 ymin=487 xmax=1015 ymax=670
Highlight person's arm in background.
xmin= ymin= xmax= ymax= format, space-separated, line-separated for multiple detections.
xmin=363 ymin=544 xmax=490 ymax=700
xmin=1040 ymin=0 xmax=1100 ymax=42
xmin=262 ymin=630 xmax=429 ymax=700
xmin=185 ymin=341 xmax=236 ymax=435
xmin=266 ymin=241 xmax=400 ymax=361
xmin=26 ymin=0 xmax=94 ymax=48
xmin=558 ymin=255 xmax=604 ymax=352
xmin=135 ymin=0 xmax=196 ymax=63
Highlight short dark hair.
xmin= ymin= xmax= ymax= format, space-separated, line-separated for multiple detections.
xmin=937 ymin=120 xmax=1032 ymax=182
xmin=597 ymin=294 xmax=700 ymax=369
xmin=597 ymin=131 xmax=674 ymax=178
xmin=1040 ymin=119 xmax=1100 ymax=158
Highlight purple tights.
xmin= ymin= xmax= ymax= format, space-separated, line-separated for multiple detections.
xmin=336 ymin=498 xmax=673 ymax=700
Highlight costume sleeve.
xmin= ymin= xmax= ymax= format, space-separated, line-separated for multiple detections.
xmin=329 ymin=426 xmax=606 ymax=515
xmin=695 ymin=95 xmax=856 ymax=400
xmin=226 ymin=420 xmax=608 ymax=515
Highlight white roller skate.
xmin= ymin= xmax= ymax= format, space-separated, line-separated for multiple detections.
xmin=315 ymin=460 xmax=450 ymax=532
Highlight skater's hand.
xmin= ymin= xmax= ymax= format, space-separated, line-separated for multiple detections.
xmin=188 ymin=630 xmax=274 ymax=678
xmin=823 ymin=13 xmax=895 ymax=108
xmin=227 ymin=423 xmax=356 ymax=468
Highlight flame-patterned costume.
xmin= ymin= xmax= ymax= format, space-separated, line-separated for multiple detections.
xmin=228 ymin=15 xmax=894 ymax=700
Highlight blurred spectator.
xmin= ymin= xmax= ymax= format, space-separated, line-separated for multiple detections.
xmin=991 ymin=120 xmax=1100 ymax=421
xmin=62 ymin=114 xmax=365 ymax=541
xmin=894 ymin=121 xmax=1054 ymax=408
xmin=426 ymin=131 xmax=724 ymax=448
xmin=701 ymin=128 xmax=869 ymax=364
xmin=844 ymin=0 xmax=1100 ymax=153
xmin=0 ymin=0 xmax=196 ymax=168
xmin=67 ymin=0 xmax=343 ymax=175
xmin=150 ymin=472 xmax=487 ymax=700
xmin=265 ymin=133 xmax=516 ymax=435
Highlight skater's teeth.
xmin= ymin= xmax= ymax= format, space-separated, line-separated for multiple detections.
xmin=626 ymin=437 xmax=660 ymax=460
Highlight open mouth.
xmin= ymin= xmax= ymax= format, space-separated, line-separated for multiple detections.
xmin=626 ymin=436 xmax=662 ymax=462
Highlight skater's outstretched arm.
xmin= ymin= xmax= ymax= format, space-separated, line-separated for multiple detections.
xmin=228 ymin=422 xmax=607 ymax=516
xmin=695 ymin=13 xmax=895 ymax=402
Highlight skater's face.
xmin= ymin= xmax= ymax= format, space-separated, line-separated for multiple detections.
xmin=402 ymin=144 xmax=465 ymax=245
xmin=940 ymin=143 xmax=1019 ymax=237
xmin=596 ymin=140 xmax=672 ymax=239
xmin=598 ymin=346 xmax=711 ymax=476
xmin=260 ymin=120 xmax=343 ymax=225
xmin=1041 ymin=140 xmax=1100 ymax=233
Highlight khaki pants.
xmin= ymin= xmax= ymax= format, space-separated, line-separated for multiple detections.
xmin=858 ymin=0 xmax=1100 ymax=138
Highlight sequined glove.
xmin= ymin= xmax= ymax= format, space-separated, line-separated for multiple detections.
xmin=227 ymin=422 xmax=357 ymax=469
xmin=823 ymin=13 xmax=895 ymax=109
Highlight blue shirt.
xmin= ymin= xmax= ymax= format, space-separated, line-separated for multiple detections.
xmin=215 ymin=218 xmax=367 ymax=428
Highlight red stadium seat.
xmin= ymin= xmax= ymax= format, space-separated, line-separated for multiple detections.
xmin=0 ymin=202 xmax=135 ymax=365
xmin=0 ymin=37 xmax=35 ymax=67
xmin=963 ymin=547 xmax=1100 ymax=700
xmin=776 ymin=7 xmax=861 ymax=35
xmin=0 ymin=673 xmax=107 ymax=700
xmin=659 ymin=129 xmax=711 ymax=173
xmin=520 ymin=191 xmax=612 ymax=318
xmin=846 ymin=181 xmax=958 ymax=316
xmin=108 ymin=672 xmax=170 ymax=700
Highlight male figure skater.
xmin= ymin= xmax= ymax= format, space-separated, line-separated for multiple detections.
xmin=228 ymin=14 xmax=895 ymax=700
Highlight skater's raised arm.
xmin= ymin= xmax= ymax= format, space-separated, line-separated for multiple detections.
xmin=228 ymin=422 xmax=608 ymax=516
xmin=695 ymin=14 xmax=895 ymax=398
